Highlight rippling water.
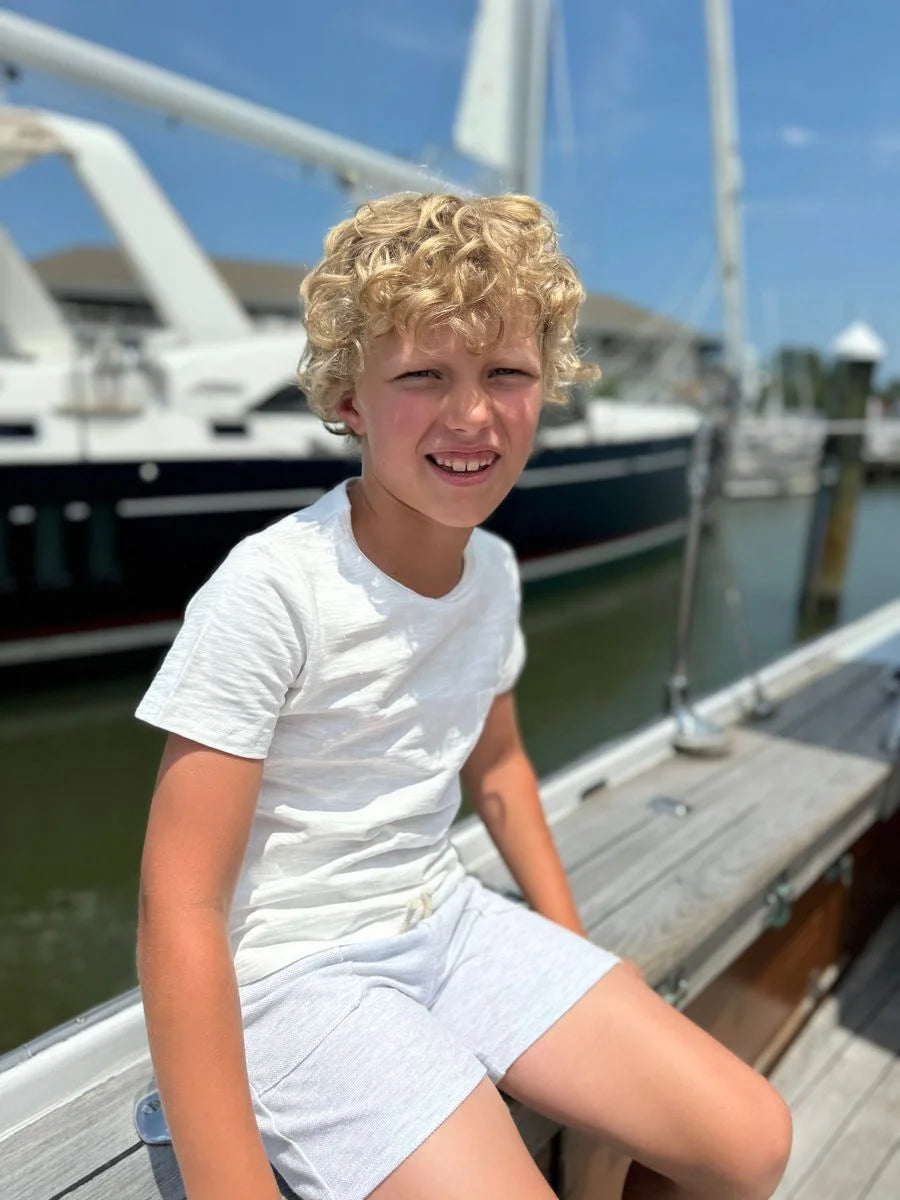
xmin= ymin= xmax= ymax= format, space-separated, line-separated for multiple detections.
xmin=2 ymin=485 xmax=898 ymax=1053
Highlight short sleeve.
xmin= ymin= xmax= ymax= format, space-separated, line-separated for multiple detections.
xmin=497 ymin=620 xmax=526 ymax=693
xmin=134 ymin=539 xmax=308 ymax=758
xmin=496 ymin=543 xmax=527 ymax=694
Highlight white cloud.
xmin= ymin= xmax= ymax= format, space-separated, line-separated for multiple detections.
xmin=778 ymin=125 xmax=819 ymax=149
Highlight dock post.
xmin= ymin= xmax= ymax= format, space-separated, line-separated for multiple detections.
xmin=797 ymin=322 xmax=885 ymax=634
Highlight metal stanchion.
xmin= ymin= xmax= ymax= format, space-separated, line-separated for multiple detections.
xmin=880 ymin=665 xmax=900 ymax=758
xmin=666 ymin=415 xmax=731 ymax=756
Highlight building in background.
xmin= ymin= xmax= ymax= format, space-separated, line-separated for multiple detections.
xmin=31 ymin=245 xmax=721 ymax=414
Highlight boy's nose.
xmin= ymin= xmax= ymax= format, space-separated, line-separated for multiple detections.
xmin=444 ymin=386 xmax=491 ymax=426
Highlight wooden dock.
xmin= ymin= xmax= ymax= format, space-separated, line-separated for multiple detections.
xmin=769 ymin=902 xmax=900 ymax=1199
xmin=2 ymin=598 xmax=900 ymax=1198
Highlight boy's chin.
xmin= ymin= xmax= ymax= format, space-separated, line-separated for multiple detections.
xmin=419 ymin=477 xmax=516 ymax=527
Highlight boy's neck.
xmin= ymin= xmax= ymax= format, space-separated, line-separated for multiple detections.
xmin=346 ymin=477 xmax=472 ymax=600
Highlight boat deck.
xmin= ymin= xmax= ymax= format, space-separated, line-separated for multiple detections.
xmin=2 ymin=600 xmax=900 ymax=1197
xmin=769 ymin=902 xmax=900 ymax=1199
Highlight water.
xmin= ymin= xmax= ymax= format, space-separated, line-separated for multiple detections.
xmin=2 ymin=486 xmax=898 ymax=1055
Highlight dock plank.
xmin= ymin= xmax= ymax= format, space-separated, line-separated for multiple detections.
xmin=862 ymin=1142 xmax=900 ymax=1200
xmin=787 ymin=1054 xmax=900 ymax=1200
xmin=583 ymin=740 xmax=888 ymax=987
xmin=769 ymin=907 xmax=900 ymax=1198
xmin=768 ymin=905 xmax=900 ymax=1109
xmin=2 ymin=1058 xmax=177 ymax=1200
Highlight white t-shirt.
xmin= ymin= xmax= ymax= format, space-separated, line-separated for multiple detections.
xmin=134 ymin=476 xmax=526 ymax=985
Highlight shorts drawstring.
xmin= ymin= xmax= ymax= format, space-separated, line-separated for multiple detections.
xmin=399 ymin=887 xmax=433 ymax=932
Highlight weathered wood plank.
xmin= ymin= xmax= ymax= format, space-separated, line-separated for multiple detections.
xmin=787 ymin=1055 xmax=900 ymax=1200
xmin=2 ymin=1059 xmax=174 ymax=1200
xmin=768 ymin=904 xmax=900 ymax=1109
xmin=63 ymin=1142 xmax=183 ymax=1200
xmin=585 ymin=759 xmax=884 ymax=979
xmin=771 ymin=977 xmax=900 ymax=1196
xmin=477 ymin=658 xmax=883 ymax=901
xmin=862 ymin=1141 xmax=900 ymax=1200
xmin=478 ymin=669 xmax=893 ymax=985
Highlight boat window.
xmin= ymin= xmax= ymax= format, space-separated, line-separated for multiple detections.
xmin=0 ymin=421 xmax=37 ymax=439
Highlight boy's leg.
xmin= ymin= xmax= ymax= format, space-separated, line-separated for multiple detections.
xmin=367 ymin=1075 xmax=554 ymax=1200
xmin=495 ymin=961 xmax=793 ymax=1200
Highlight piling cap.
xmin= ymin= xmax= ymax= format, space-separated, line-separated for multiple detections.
xmin=831 ymin=321 xmax=886 ymax=363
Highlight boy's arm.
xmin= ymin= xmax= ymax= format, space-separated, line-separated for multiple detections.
xmin=137 ymin=734 xmax=281 ymax=1200
xmin=459 ymin=690 xmax=586 ymax=936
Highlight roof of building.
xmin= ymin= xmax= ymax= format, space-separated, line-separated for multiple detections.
xmin=32 ymin=244 xmax=717 ymax=347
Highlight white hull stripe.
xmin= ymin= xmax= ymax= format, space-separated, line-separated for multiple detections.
xmin=118 ymin=487 xmax=326 ymax=518
xmin=509 ymin=448 xmax=689 ymax=489
xmin=518 ymin=520 xmax=687 ymax=583
xmin=0 ymin=619 xmax=184 ymax=666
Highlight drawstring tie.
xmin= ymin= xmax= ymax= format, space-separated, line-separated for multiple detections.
xmin=399 ymin=887 xmax=433 ymax=932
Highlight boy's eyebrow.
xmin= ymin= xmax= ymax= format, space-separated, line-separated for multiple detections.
xmin=388 ymin=352 xmax=541 ymax=373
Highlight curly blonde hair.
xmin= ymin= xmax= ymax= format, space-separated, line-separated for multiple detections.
xmin=297 ymin=192 xmax=600 ymax=442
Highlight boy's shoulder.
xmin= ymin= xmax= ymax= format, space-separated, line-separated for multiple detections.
xmin=221 ymin=483 xmax=347 ymax=575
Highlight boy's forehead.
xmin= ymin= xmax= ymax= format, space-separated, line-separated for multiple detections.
xmin=372 ymin=321 xmax=540 ymax=365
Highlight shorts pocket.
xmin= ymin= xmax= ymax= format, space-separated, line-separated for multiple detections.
xmin=240 ymin=948 xmax=364 ymax=1097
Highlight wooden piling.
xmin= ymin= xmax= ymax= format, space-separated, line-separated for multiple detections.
xmin=797 ymin=322 xmax=885 ymax=634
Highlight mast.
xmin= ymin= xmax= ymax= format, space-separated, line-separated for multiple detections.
xmin=703 ymin=0 xmax=750 ymax=411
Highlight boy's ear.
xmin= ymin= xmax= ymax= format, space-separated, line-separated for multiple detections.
xmin=337 ymin=391 xmax=365 ymax=436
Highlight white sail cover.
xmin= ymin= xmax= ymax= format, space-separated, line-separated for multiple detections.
xmin=452 ymin=0 xmax=518 ymax=174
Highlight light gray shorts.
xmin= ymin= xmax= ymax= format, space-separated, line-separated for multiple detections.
xmin=238 ymin=872 xmax=621 ymax=1200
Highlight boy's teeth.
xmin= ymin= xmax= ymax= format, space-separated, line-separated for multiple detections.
xmin=431 ymin=455 xmax=494 ymax=473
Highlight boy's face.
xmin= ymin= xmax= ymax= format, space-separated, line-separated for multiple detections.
xmin=337 ymin=318 xmax=543 ymax=528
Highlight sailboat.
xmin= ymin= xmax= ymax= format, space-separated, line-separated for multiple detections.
xmin=0 ymin=3 xmax=701 ymax=679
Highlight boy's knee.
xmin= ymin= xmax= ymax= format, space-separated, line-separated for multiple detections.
xmin=730 ymin=1083 xmax=793 ymax=1199
xmin=758 ymin=1089 xmax=793 ymax=1192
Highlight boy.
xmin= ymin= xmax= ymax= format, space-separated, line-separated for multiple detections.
xmin=135 ymin=192 xmax=791 ymax=1200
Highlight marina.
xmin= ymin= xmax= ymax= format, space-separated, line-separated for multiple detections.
xmin=2 ymin=0 xmax=899 ymax=1196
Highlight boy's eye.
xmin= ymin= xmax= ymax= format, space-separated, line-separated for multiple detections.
xmin=400 ymin=368 xmax=524 ymax=379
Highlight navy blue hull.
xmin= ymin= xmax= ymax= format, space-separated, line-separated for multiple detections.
xmin=0 ymin=436 xmax=693 ymax=673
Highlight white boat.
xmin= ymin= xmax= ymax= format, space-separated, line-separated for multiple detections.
xmin=0 ymin=5 xmax=702 ymax=678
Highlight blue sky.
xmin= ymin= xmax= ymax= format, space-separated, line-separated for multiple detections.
xmin=3 ymin=0 xmax=899 ymax=381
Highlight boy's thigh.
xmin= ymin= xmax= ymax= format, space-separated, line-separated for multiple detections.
xmin=429 ymin=882 xmax=622 ymax=1088
xmin=367 ymin=1075 xmax=555 ymax=1200
xmin=496 ymin=962 xmax=793 ymax=1194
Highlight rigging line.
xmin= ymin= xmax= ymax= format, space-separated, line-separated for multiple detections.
xmin=550 ymin=0 xmax=575 ymax=158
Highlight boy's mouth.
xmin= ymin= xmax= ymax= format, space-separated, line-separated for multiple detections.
xmin=425 ymin=452 xmax=500 ymax=482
